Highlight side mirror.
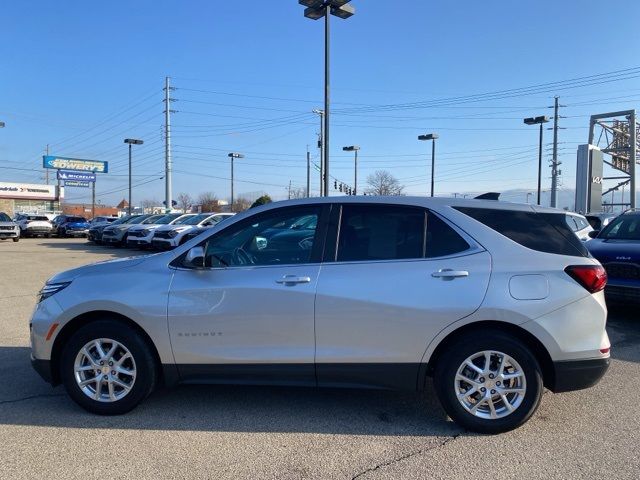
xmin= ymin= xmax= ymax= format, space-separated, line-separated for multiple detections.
xmin=588 ymin=230 xmax=599 ymax=239
xmin=184 ymin=246 xmax=205 ymax=269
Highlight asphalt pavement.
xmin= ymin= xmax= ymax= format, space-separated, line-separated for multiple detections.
xmin=0 ymin=238 xmax=638 ymax=479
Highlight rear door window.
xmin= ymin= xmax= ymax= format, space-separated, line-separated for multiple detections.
xmin=455 ymin=207 xmax=589 ymax=257
xmin=337 ymin=205 xmax=425 ymax=261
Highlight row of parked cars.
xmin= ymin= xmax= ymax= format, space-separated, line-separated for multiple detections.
xmin=89 ymin=212 xmax=235 ymax=250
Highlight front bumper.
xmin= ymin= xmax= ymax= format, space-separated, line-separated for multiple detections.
xmin=152 ymin=238 xmax=175 ymax=250
xmin=24 ymin=228 xmax=52 ymax=235
xmin=102 ymin=232 xmax=125 ymax=243
xmin=0 ymin=230 xmax=19 ymax=239
xmin=550 ymin=357 xmax=610 ymax=393
xmin=127 ymin=237 xmax=152 ymax=247
xmin=31 ymin=355 xmax=54 ymax=384
xmin=66 ymin=229 xmax=89 ymax=236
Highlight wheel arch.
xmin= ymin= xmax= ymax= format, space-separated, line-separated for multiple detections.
xmin=50 ymin=310 xmax=168 ymax=386
xmin=421 ymin=320 xmax=555 ymax=391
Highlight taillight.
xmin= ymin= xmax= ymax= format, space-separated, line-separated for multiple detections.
xmin=564 ymin=265 xmax=607 ymax=293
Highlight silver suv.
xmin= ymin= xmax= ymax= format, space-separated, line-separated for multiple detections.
xmin=0 ymin=212 xmax=20 ymax=242
xmin=30 ymin=197 xmax=610 ymax=433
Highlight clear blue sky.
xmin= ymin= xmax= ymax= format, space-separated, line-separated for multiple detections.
xmin=2 ymin=0 xmax=640 ymax=207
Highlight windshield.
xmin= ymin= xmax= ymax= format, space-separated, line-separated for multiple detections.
xmin=141 ymin=215 xmax=164 ymax=224
xmin=155 ymin=214 xmax=182 ymax=225
xmin=0 ymin=213 xmax=10 ymax=222
xmin=28 ymin=216 xmax=49 ymax=221
xmin=599 ymin=215 xmax=640 ymax=240
xmin=173 ymin=214 xmax=195 ymax=225
xmin=184 ymin=213 xmax=211 ymax=225
xmin=126 ymin=215 xmax=150 ymax=224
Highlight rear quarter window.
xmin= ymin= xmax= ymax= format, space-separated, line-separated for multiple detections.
xmin=454 ymin=207 xmax=589 ymax=257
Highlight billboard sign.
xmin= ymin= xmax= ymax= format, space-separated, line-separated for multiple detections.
xmin=57 ymin=170 xmax=96 ymax=182
xmin=43 ymin=155 xmax=108 ymax=173
xmin=0 ymin=182 xmax=57 ymax=200
xmin=64 ymin=180 xmax=92 ymax=188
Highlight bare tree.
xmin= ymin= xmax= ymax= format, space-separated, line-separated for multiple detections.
xmin=232 ymin=196 xmax=252 ymax=213
xmin=140 ymin=199 xmax=158 ymax=212
xmin=198 ymin=192 xmax=221 ymax=212
xmin=365 ymin=170 xmax=404 ymax=196
xmin=289 ymin=186 xmax=308 ymax=199
xmin=176 ymin=192 xmax=193 ymax=213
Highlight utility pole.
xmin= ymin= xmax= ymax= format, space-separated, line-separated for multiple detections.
xmin=45 ymin=144 xmax=49 ymax=185
xmin=323 ymin=4 xmax=330 ymax=198
xmin=91 ymin=181 xmax=96 ymax=220
xmin=550 ymin=96 xmax=564 ymax=208
xmin=163 ymin=77 xmax=175 ymax=213
xmin=306 ymin=146 xmax=311 ymax=198
xmin=313 ymin=109 xmax=325 ymax=196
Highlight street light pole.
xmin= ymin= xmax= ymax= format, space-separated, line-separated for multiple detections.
xmin=300 ymin=0 xmax=356 ymax=197
xmin=124 ymin=138 xmax=144 ymax=215
xmin=228 ymin=152 xmax=244 ymax=210
xmin=523 ymin=116 xmax=550 ymax=206
xmin=418 ymin=133 xmax=439 ymax=197
xmin=342 ymin=145 xmax=360 ymax=194
xmin=312 ymin=109 xmax=325 ymax=195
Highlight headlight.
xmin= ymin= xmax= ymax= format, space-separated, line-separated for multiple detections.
xmin=141 ymin=229 xmax=152 ymax=236
xmin=168 ymin=230 xmax=179 ymax=238
xmin=39 ymin=282 xmax=71 ymax=303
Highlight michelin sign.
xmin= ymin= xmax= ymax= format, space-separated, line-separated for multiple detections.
xmin=43 ymin=155 xmax=108 ymax=173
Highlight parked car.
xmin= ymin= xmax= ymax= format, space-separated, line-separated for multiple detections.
xmin=586 ymin=209 xmax=640 ymax=304
xmin=585 ymin=212 xmax=617 ymax=231
xmin=88 ymin=216 xmax=137 ymax=244
xmin=176 ymin=213 xmax=236 ymax=244
xmin=101 ymin=214 xmax=159 ymax=246
xmin=151 ymin=213 xmax=234 ymax=250
xmin=15 ymin=214 xmax=53 ymax=238
xmin=125 ymin=213 xmax=195 ymax=248
xmin=565 ymin=212 xmax=594 ymax=241
xmin=52 ymin=215 xmax=90 ymax=238
xmin=31 ymin=197 xmax=610 ymax=433
xmin=0 ymin=212 xmax=20 ymax=242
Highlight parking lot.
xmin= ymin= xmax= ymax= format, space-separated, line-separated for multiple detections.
xmin=1 ymin=237 xmax=639 ymax=480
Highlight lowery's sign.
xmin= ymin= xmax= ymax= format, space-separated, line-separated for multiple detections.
xmin=43 ymin=155 xmax=108 ymax=173
xmin=0 ymin=182 xmax=57 ymax=200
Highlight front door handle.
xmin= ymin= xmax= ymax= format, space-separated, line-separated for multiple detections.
xmin=431 ymin=269 xmax=469 ymax=280
xmin=276 ymin=275 xmax=312 ymax=285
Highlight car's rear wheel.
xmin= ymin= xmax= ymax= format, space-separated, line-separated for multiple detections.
xmin=434 ymin=330 xmax=543 ymax=434
xmin=60 ymin=320 xmax=157 ymax=415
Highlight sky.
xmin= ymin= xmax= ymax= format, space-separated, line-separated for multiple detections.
xmin=1 ymin=0 xmax=640 ymax=208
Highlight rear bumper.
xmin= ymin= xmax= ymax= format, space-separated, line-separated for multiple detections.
xmin=550 ymin=357 xmax=610 ymax=393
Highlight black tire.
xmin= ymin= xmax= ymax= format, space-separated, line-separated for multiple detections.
xmin=12 ymin=237 xmax=19 ymax=242
xmin=60 ymin=319 xmax=157 ymax=415
xmin=45 ymin=233 xmax=51 ymax=238
xmin=59 ymin=228 xmax=66 ymax=238
xmin=434 ymin=330 xmax=543 ymax=434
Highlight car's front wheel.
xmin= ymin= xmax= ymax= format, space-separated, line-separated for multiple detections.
xmin=12 ymin=237 xmax=19 ymax=242
xmin=434 ymin=330 xmax=543 ymax=434
xmin=60 ymin=320 xmax=157 ymax=415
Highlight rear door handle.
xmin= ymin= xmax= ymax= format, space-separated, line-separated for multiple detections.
xmin=431 ymin=269 xmax=469 ymax=280
xmin=276 ymin=275 xmax=312 ymax=285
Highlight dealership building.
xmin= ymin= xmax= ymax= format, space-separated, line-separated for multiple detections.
xmin=0 ymin=181 xmax=63 ymax=216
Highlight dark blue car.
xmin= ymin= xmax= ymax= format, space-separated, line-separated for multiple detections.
xmin=586 ymin=209 xmax=640 ymax=304
xmin=52 ymin=215 xmax=91 ymax=238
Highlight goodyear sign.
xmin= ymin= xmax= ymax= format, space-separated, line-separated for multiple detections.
xmin=43 ymin=155 xmax=108 ymax=173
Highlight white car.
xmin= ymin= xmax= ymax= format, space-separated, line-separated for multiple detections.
xmin=101 ymin=214 xmax=162 ymax=246
xmin=31 ymin=197 xmax=609 ymax=433
xmin=151 ymin=213 xmax=234 ymax=250
xmin=125 ymin=213 xmax=196 ymax=248
xmin=15 ymin=214 xmax=53 ymax=238
xmin=565 ymin=212 xmax=594 ymax=241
